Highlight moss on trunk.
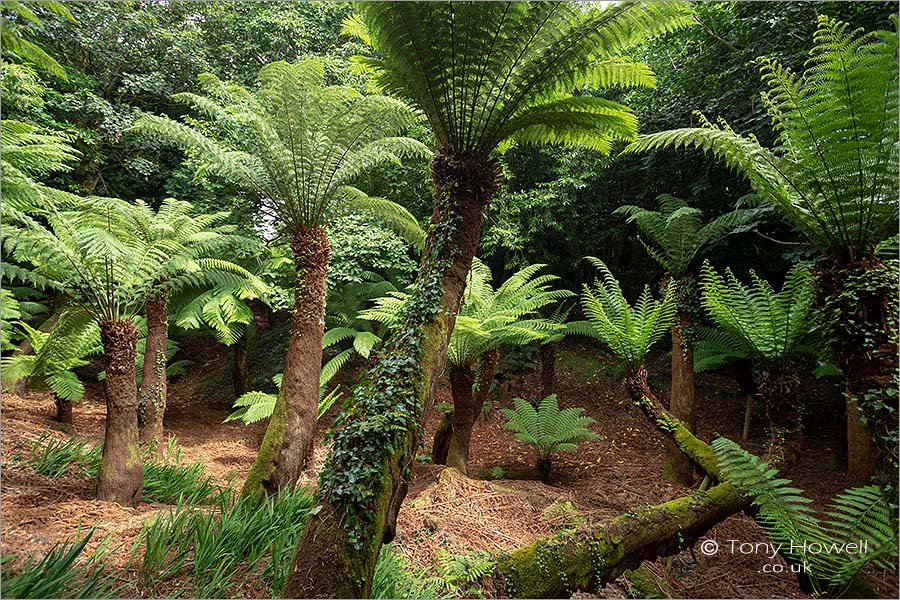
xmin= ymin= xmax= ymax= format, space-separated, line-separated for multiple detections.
xmin=242 ymin=227 xmax=330 ymax=499
xmin=282 ymin=149 xmax=499 ymax=598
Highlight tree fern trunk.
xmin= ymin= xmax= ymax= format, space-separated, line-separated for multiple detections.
xmin=97 ymin=319 xmax=143 ymax=506
xmin=759 ymin=366 xmax=803 ymax=470
xmin=663 ymin=308 xmax=695 ymax=486
xmin=538 ymin=342 xmax=556 ymax=399
xmin=241 ymin=226 xmax=330 ymax=499
xmin=232 ymin=328 xmax=249 ymax=397
xmin=283 ymin=149 xmax=499 ymax=598
xmin=446 ymin=365 xmax=475 ymax=474
xmin=138 ymin=292 xmax=168 ymax=457
xmin=818 ymin=259 xmax=898 ymax=485
xmin=55 ymin=394 xmax=73 ymax=429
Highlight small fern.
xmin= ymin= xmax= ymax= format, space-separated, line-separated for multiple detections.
xmin=712 ymin=437 xmax=898 ymax=596
xmin=226 ymin=375 xmax=341 ymax=426
xmin=501 ymin=394 xmax=598 ymax=477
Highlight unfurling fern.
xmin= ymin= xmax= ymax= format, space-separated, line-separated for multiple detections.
xmin=501 ymin=394 xmax=598 ymax=478
xmin=712 ymin=437 xmax=898 ymax=597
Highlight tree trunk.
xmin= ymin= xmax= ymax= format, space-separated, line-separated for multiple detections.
xmin=431 ymin=411 xmax=452 ymax=465
xmin=96 ymin=319 xmax=143 ymax=506
xmin=55 ymin=394 xmax=73 ymax=427
xmin=817 ymin=259 xmax=898 ymax=485
xmin=283 ymin=149 xmax=499 ymax=598
xmin=473 ymin=348 xmax=498 ymax=418
xmin=446 ymin=365 xmax=475 ymax=474
xmin=538 ymin=342 xmax=556 ymax=399
xmin=758 ymin=366 xmax=804 ymax=470
xmin=663 ymin=308 xmax=695 ymax=486
xmin=232 ymin=328 xmax=249 ymax=397
xmin=742 ymin=395 xmax=753 ymax=440
xmin=138 ymin=292 xmax=168 ymax=456
xmin=241 ymin=227 xmax=331 ymax=499
xmin=499 ymin=482 xmax=747 ymax=598
xmin=831 ymin=386 xmax=848 ymax=471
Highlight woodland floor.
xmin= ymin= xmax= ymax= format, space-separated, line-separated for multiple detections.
xmin=1 ymin=336 xmax=897 ymax=599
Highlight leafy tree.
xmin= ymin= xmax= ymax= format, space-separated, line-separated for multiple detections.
xmin=362 ymin=259 xmax=570 ymax=474
xmin=614 ymin=194 xmax=758 ymax=484
xmin=698 ymin=263 xmax=816 ymax=466
xmin=0 ymin=0 xmax=72 ymax=79
xmin=286 ymin=4 xmax=693 ymax=595
xmin=625 ymin=16 xmax=899 ymax=484
xmin=132 ymin=58 xmax=429 ymax=498
xmin=501 ymin=394 xmax=599 ymax=481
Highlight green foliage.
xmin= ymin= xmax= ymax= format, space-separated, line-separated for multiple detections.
xmin=0 ymin=1 xmax=73 ymax=79
xmin=0 ymin=529 xmax=115 ymax=599
xmin=625 ymin=16 xmax=899 ymax=261
xmin=712 ymin=437 xmax=898 ymax=597
xmin=226 ymin=376 xmax=342 ymax=426
xmin=3 ymin=197 xmax=253 ymax=324
xmin=15 ymin=433 xmax=216 ymax=504
xmin=372 ymin=545 xmax=449 ymax=600
xmin=501 ymin=394 xmax=599 ymax=463
xmin=696 ymin=262 xmax=815 ymax=369
xmin=578 ymin=257 xmax=676 ymax=368
xmin=133 ymin=487 xmax=316 ymax=597
xmin=614 ymin=194 xmax=759 ymax=277
xmin=356 ymin=2 xmax=692 ymax=154
xmin=362 ymin=259 xmax=570 ymax=368
xmin=130 ymin=59 xmax=429 ymax=238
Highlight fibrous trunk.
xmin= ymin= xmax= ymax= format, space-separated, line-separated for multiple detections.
xmin=138 ymin=292 xmax=168 ymax=456
xmin=758 ymin=366 xmax=803 ymax=470
xmin=283 ymin=149 xmax=498 ymax=598
xmin=538 ymin=342 xmax=556 ymax=399
xmin=55 ymin=394 xmax=73 ymax=427
xmin=233 ymin=328 xmax=249 ymax=397
xmin=97 ymin=319 xmax=143 ymax=506
xmin=817 ymin=258 xmax=898 ymax=485
xmin=241 ymin=227 xmax=330 ymax=498
xmin=663 ymin=307 xmax=695 ymax=486
xmin=445 ymin=365 xmax=475 ymax=474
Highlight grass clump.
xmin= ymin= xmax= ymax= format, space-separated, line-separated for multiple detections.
xmin=17 ymin=434 xmax=218 ymax=504
xmin=0 ymin=530 xmax=115 ymax=599
xmin=133 ymin=487 xmax=316 ymax=597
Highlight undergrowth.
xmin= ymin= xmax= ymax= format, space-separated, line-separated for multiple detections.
xmin=132 ymin=487 xmax=316 ymax=597
xmin=16 ymin=434 xmax=218 ymax=504
xmin=0 ymin=530 xmax=116 ymax=599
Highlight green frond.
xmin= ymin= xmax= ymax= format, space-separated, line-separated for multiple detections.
xmin=699 ymin=262 xmax=815 ymax=366
xmin=580 ymin=257 xmax=676 ymax=367
xmin=358 ymin=1 xmax=691 ymax=154
xmin=625 ymin=17 xmax=899 ymax=260
xmin=501 ymin=394 xmax=599 ymax=460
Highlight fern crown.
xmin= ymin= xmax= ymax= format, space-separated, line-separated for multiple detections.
xmin=501 ymin=394 xmax=599 ymax=460
xmin=354 ymin=1 xmax=693 ymax=155
xmin=578 ymin=257 xmax=676 ymax=368
xmin=130 ymin=59 xmax=429 ymax=240
xmin=696 ymin=262 xmax=815 ymax=369
xmin=614 ymin=194 xmax=759 ymax=276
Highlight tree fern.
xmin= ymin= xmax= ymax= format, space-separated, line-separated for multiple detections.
xmin=698 ymin=262 xmax=815 ymax=367
xmin=130 ymin=59 xmax=429 ymax=240
xmin=226 ymin=378 xmax=342 ymax=426
xmin=354 ymin=1 xmax=693 ymax=155
xmin=624 ymin=16 xmax=899 ymax=261
xmin=579 ymin=257 xmax=676 ymax=368
xmin=501 ymin=395 xmax=599 ymax=472
xmin=614 ymin=194 xmax=759 ymax=277
xmin=712 ymin=437 xmax=898 ymax=596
